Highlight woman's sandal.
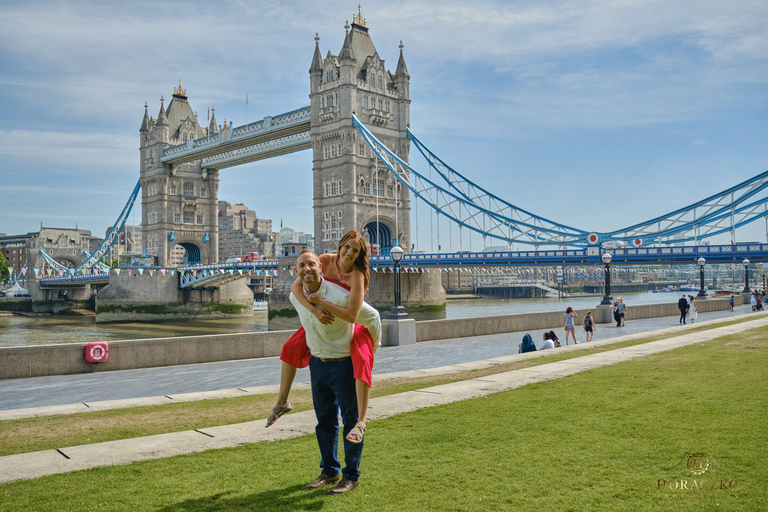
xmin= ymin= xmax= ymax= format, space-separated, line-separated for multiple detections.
xmin=346 ymin=422 xmax=366 ymax=444
xmin=265 ymin=403 xmax=293 ymax=428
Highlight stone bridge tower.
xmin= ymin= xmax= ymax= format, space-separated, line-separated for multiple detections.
xmin=139 ymin=82 xmax=220 ymax=267
xmin=310 ymin=9 xmax=411 ymax=255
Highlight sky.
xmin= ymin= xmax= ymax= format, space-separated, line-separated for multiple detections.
xmin=1 ymin=0 xmax=767 ymax=251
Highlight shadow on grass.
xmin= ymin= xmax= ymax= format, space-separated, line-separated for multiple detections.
xmin=156 ymin=484 xmax=330 ymax=511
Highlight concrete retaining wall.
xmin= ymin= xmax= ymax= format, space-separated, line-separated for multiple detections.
xmin=0 ymin=295 xmax=743 ymax=380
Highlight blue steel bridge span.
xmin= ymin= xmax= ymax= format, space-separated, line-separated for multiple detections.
xmin=28 ymin=103 xmax=768 ymax=289
xmin=36 ymin=242 xmax=768 ymax=290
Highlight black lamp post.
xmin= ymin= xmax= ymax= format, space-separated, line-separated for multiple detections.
xmin=600 ymin=252 xmax=613 ymax=305
xmin=387 ymin=245 xmax=408 ymax=319
xmin=697 ymin=257 xmax=707 ymax=297
xmin=743 ymin=258 xmax=750 ymax=293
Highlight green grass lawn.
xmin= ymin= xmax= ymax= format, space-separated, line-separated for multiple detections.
xmin=1 ymin=325 xmax=766 ymax=511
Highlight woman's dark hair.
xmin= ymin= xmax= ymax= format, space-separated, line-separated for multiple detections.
xmin=548 ymin=330 xmax=559 ymax=341
xmin=336 ymin=230 xmax=370 ymax=291
xmin=543 ymin=332 xmax=551 ymax=340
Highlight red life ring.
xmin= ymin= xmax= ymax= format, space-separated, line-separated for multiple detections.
xmin=86 ymin=342 xmax=109 ymax=363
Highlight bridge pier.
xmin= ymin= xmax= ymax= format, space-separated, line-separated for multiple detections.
xmin=268 ymin=256 xmax=446 ymax=331
xmin=95 ymin=270 xmax=253 ymax=323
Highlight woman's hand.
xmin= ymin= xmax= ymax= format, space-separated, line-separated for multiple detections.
xmin=311 ymin=306 xmax=334 ymax=325
xmin=305 ymin=291 xmax=322 ymax=305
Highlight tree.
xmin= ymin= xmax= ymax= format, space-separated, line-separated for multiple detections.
xmin=0 ymin=253 xmax=9 ymax=284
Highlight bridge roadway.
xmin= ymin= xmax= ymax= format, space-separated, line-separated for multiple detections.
xmin=0 ymin=304 xmax=753 ymax=413
xmin=34 ymin=241 xmax=767 ymax=289
xmin=374 ymin=242 xmax=768 ymax=267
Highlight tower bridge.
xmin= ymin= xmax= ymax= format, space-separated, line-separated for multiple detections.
xmin=21 ymin=7 xmax=768 ymax=321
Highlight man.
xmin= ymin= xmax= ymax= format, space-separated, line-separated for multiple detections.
xmin=678 ymin=294 xmax=689 ymax=324
xmin=291 ymin=249 xmax=377 ymax=495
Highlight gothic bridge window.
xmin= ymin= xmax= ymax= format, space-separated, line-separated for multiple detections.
xmin=324 ymin=179 xmax=342 ymax=197
xmin=183 ymin=210 xmax=195 ymax=224
xmin=183 ymin=182 xmax=194 ymax=197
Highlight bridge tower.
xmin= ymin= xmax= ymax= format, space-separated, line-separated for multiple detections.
xmin=139 ymin=82 xmax=220 ymax=267
xmin=310 ymin=9 xmax=411 ymax=254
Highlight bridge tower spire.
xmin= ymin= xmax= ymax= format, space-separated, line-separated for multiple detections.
xmin=139 ymin=85 xmax=220 ymax=267
xmin=310 ymin=10 xmax=412 ymax=254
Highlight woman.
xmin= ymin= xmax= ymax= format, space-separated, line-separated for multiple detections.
xmin=583 ymin=310 xmax=596 ymax=342
xmin=563 ymin=306 xmax=578 ymax=345
xmin=539 ymin=332 xmax=555 ymax=350
xmin=688 ymin=295 xmax=698 ymax=323
xmin=267 ymin=231 xmax=379 ymax=445
xmin=548 ymin=331 xmax=561 ymax=348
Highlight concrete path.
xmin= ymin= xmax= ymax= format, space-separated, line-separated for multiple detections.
xmin=0 ymin=304 xmax=753 ymax=412
xmin=1 ymin=312 xmax=766 ymax=484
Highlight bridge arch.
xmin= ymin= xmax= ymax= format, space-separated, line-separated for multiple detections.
xmin=364 ymin=220 xmax=393 ymax=254
xmin=172 ymin=241 xmax=204 ymax=265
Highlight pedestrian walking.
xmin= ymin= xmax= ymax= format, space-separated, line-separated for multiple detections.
xmin=617 ymin=298 xmax=627 ymax=327
xmin=563 ymin=306 xmax=578 ymax=345
xmin=729 ymin=295 xmax=735 ymax=311
xmin=583 ymin=310 xmax=596 ymax=342
xmin=678 ymin=294 xmax=689 ymax=324
xmin=688 ymin=295 xmax=698 ymax=323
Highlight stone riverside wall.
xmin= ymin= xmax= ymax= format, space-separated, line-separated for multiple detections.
xmin=0 ymin=295 xmax=743 ymax=380
xmin=415 ymin=295 xmax=742 ymax=342
xmin=95 ymin=270 xmax=254 ymax=323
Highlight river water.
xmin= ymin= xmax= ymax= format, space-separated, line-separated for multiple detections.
xmin=0 ymin=291 xmax=702 ymax=348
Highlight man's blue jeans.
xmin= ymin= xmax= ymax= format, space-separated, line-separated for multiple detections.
xmin=309 ymin=357 xmax=363 ymax=481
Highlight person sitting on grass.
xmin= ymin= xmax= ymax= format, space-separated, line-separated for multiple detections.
xmin=540 ymin=332 xmax=555 ymax=350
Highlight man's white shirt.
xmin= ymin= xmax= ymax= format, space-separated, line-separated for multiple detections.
xmin=290 ymin=278 xmax=381 ymax=359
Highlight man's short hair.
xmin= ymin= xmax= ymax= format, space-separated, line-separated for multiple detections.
xmin=297 ymin=248 xmax=317 ymax=258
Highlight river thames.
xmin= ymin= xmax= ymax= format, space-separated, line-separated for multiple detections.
xmin=0 ymin=291 xmax=705 ymax=348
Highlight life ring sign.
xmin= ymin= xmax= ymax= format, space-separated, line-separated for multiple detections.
xmin=632 ymin=238 xmax=643 ymax=247
xmin=86 ymin=342 xmax=109 ymax=363
xmin=587 ymin=233 xmax=599 ymax=245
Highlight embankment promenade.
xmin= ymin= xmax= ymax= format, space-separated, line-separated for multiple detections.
xmin=0 ymin=296 xmax=742 ymax=381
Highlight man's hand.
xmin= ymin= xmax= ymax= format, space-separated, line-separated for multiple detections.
xmin=305 ymin=291 xmax=322 ymax=305
xmin=312 ymin=306 xmax=334 ymax=325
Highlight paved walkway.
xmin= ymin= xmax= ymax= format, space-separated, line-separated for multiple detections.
xmin=1 ymin=310 xmax=766 ymax=484
xmin=0 ymin=304 xmax=753 ymax=412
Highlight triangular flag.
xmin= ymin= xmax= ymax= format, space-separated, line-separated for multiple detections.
xmin=115 ymin=269 xmax=121 ymax=275
xmin=161 ymin=269 xmax=166 ymax=275
xmin=149 ymin=270 xmax=154 ymax=276
xmin=128 ymin=269 xmax=133 ymax=276
xmin=171 ymin=270 xmax=176 ymax=276
xmin=34 ymin=268 xmax=39 ymax=276
xmin=138 ymin=268 xmax=144 ymax=275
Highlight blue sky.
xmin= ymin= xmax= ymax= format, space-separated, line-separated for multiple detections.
xmin=1 ymin=0 xmax=766 ymax=251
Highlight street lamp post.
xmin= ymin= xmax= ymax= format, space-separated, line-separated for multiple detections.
xmin=600 ymin=252 xmax=613 ymax=305
xmin=387 ymin=245 xmax=408 ymax=319
xmin=743 ymin=258 xmax=750 ymax=293
xmin=697 ymin=257 xmax=707 ymax=297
